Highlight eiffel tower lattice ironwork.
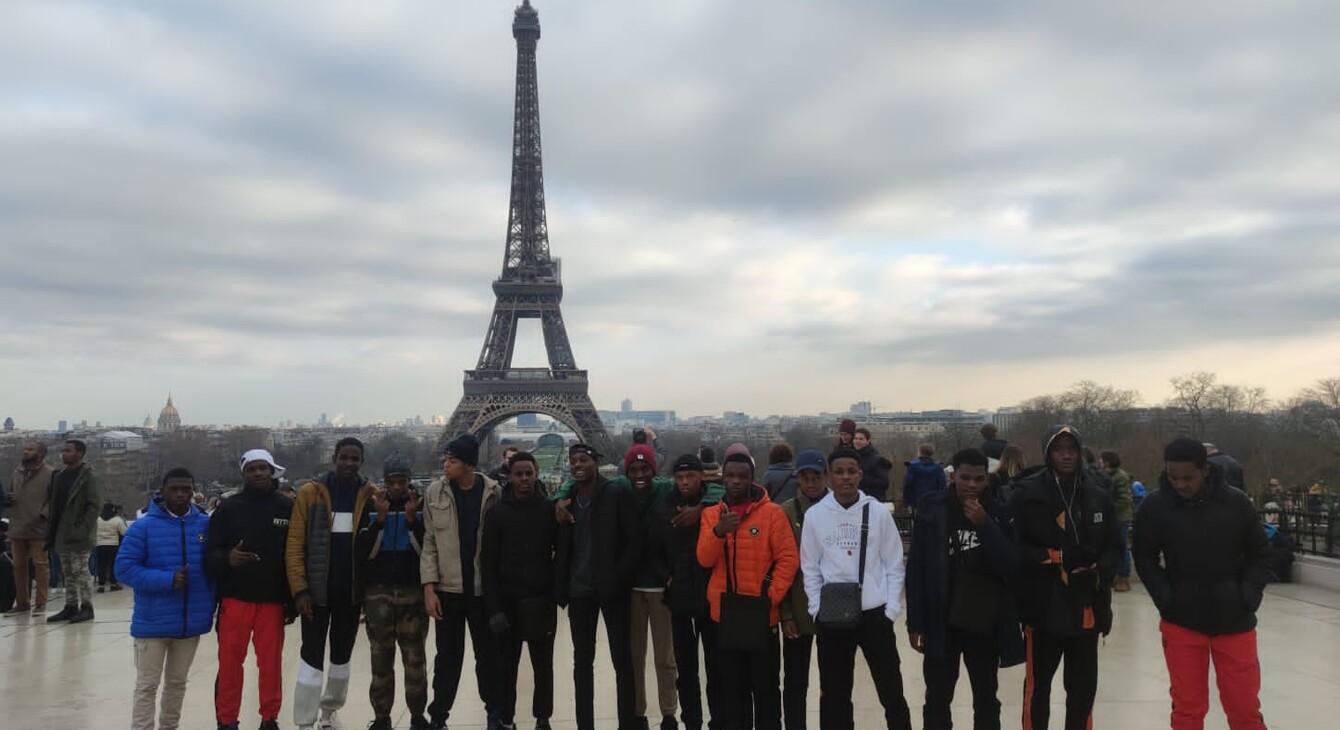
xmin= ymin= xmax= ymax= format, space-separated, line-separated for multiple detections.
xmin=442 ymin=0 xmax=613 ymax=456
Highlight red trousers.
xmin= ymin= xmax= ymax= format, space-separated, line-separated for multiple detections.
xmin=1160 ymin=620 xmax=1266 ymax=730
xmin=216 ymin=597 xmax=286 ymax=724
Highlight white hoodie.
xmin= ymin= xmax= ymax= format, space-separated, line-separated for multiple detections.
xmin=800 ymin=490 xmax=904 ymax=622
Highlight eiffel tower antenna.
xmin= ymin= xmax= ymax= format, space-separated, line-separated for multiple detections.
xmin=441 ymin=1 xmax=614 ymax=456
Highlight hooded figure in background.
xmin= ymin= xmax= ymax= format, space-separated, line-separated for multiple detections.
xmin=1008 ymin=426 xmax=1120 ymax=730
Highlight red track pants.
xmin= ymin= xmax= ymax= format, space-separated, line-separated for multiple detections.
xmin=216 ymin=597 xmax=286 ymax=724
xmin=1160 ymin=620 xmax=1266 ymax=730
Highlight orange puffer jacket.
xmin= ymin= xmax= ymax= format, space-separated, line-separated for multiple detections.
xmin=697 ymin=486 xmax=799 ymax=625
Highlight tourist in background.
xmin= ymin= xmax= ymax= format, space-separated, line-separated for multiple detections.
xmin=762 ymin=442 xmax=799 ymax=504
xmin=95 ymin=501 xmax=127 ymax=593
xmin=1100 ymin=451 xmax=1135 ymax=592
xmin=4 ymin=441 xmax=54 ymax=616
xmin=46 ymin=439 xmax=101 ymax=624
xmin=903 ymin=443 xmax=947 ymax=516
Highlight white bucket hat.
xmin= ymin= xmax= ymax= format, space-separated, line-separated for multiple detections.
xmin=239 ymin=448 xmax=286 ymax=479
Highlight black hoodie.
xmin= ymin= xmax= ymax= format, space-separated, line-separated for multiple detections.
xmin=1009 ymin=425 xmax=1120 ymax=636
xmin=205 ymin=487 xmax=294 ymax=604
xmin=1133 ymin=465 xmax=1269 ymax=635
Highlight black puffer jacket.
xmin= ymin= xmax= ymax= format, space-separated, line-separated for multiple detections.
xmin=1133 ymin=465 xmax=1269 ymax=635
xmin=481 ymin=492 xmax=557 ymax=616
xmin=647 ymin=488 xmax=712 ymax=618
xmin=1009 ymin=426 xmax=1120 ymax=636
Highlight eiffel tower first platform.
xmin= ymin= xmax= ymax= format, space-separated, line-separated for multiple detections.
xmin=442 ymin=1 xmax=614 ymax=457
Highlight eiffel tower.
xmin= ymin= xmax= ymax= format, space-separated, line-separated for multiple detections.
xmin=442 ymin=0 xmax=614 ymax=456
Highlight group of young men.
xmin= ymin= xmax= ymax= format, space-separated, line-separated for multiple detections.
xmin=14 ymin=421 xmax=1272 ymax=730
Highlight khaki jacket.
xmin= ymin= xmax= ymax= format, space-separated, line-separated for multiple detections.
xmin=779 ymin=491 xmax=821 ymax=635
xmin=7 ymin=463 xmax=54 ymax=539
xmin=420 ymin=473 xmax=502 ymax=596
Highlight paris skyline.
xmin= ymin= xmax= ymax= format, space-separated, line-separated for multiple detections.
xmin=3 ymin=1 xmax=1338 ymax=428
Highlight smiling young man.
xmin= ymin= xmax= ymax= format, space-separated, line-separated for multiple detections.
xmin=482 ymin=451 xmax=559 ymax=730
xmin=116 ymin=467 xmax=214 ymax=730
xmin=420 ymin=434 xmax=503 ymax=730
xmin=287 ymin=437 xmax=376 ymax=730
xmin=207 ymin=449 xmax=294 ymax=730
xmin=1134 ymin=438 xmax=1270 ymax=730
xmin=1010 ymin=426 xmax=1120 ymax=730
xmin=801 ymin=447 xmax=912 ymax=730
xmin=554 ymin=443 xmax=641 ymax=730
xmin=697 ymin=443 xmax=798 ymax=730
xmin=906 ymin=449 xmax=1022 ymax=730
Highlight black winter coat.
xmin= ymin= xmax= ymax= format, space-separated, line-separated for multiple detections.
xmin=856 ymin=445 xmax=893 ymax=502
xmin=554 ymin=477 xmax=643 ymax=605
xmin=647 ymin=489 xmax=712 ymax=617
xmin=481 ymin=492 xmax=558 ymax=616
xmin=1133 ymin=466 xmax=1269 ymax=635
xmin=205 ymin=488 xmax=294 ymax=604
xmin=906 ymin=489 xmax=1024 ymax=667
xmin=1010 ymin=468 xmax=1120 ymax=636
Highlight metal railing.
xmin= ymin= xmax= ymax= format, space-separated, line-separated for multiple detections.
xmin=1260 ymin=507 xmax=1338 ymax=558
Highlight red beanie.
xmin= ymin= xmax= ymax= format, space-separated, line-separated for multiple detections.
xmin=624 ymin=444 xmax=657 ymax=473
xmin=839 ymin=418 xmax=857 ymax=434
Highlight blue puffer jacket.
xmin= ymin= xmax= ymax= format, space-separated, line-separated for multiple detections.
xmin=115 ymin=499 xmax=215 ymax=639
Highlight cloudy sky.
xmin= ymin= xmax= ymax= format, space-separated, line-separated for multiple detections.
xmin=3 ymin=0 xmax=1339 ymax=429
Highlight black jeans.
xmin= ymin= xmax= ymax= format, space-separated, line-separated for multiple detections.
xmin=1021 ymin=627 xmax=1098 ymax=730
xmin=429 ymin=591 xmax=497 ymax=723
xmin=815 ymin=607 xmax=912 ymax=730
xmin=716 ymin=624 xmax=781 ymax=730
xmin=782 ymin=633 xmax=814 ymax=730
xmin=670 ymin=613 xmax=721 ymax=729
xmin=95 ymin=545 xmax=118 ymax=587
xmin=922 ymin=628 xmax=1001 ymax=730
xmin=495 ymin=620 xmax=556 ymax=724
xmin=299 ymin=599 xmax=362 ymax=670
xmin=568 ymin=594 xmax=636 ymax=730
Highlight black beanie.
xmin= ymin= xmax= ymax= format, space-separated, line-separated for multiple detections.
xmin=444 ymin=434 xmax=481 ymax=467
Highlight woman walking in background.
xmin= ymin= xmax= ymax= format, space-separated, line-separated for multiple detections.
xmin=95 ymin=502 xmax=128 ymax=593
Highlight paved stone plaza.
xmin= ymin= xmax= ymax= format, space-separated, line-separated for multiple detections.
xmin=3 ymin=579 xmax=1339 ymax=729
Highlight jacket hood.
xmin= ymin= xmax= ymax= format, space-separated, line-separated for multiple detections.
xmin=724 ymin=484 xmax=771 ymax=512
xmin=1041 ymin=424 xmax=1083 ymax=469
xmin=815 ymin=488 xmax=878 ymax=514
xmin=1157 ymin=462 xmax=1227 ymax=503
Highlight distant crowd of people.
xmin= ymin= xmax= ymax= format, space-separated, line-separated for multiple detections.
xmin=0 ymin=422 xmax=1276 ymax=730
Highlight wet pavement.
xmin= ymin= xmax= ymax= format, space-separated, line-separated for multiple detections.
xmin=4 ymin=579 xmax=1340 ymax=728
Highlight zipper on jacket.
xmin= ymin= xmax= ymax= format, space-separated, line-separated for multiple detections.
xmin=179 ymin=515 xmax=189 ymax=638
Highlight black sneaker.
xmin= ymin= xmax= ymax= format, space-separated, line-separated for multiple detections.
xmin=258 ymin=721 xmax=279 ymax=730
xmin=427 ymin=720 xmax=448 ymax=730
xmin=409 ymin=716 xmax=429 ymax=730
xmin=96 ymin=586 xmax=105 ymax=594
xmin=47 ymin=605 xmax=78 ymax=623
xmin=110 ymin=584 xmax=124 ymax=592
xmin=534 ymin=721 xmax=552 ymax=730
xmin=661 ymin=716 xmax=678 ymax=730
xmin=367 ymin=719 xmax=393 ymax=730
xmin=217 ymin=724 xmax=240 ymax=730
xmin=68 ymin=604 xmax=95 ymax=624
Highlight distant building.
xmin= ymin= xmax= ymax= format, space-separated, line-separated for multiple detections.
xmin=517 ymin=413 xmax=540 ymax=427
xmin=3 ymin=416 xmax=12 ymax=431
xmin=850 ymin=401 xmax=873 ymax=417
xmin=58 ymin=420 xmax=68 ymax=432
xmin=157 ymin=394 xmax=181 ymax=432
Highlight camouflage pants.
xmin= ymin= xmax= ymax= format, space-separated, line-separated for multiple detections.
xmin=364 ymin=583 xmax=430 ymax=720
xmin=58 ymin=549 xmax=94 ymax=607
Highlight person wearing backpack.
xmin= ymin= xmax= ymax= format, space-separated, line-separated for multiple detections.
xmin=800 ymin=447 xmax=913 ymax=730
